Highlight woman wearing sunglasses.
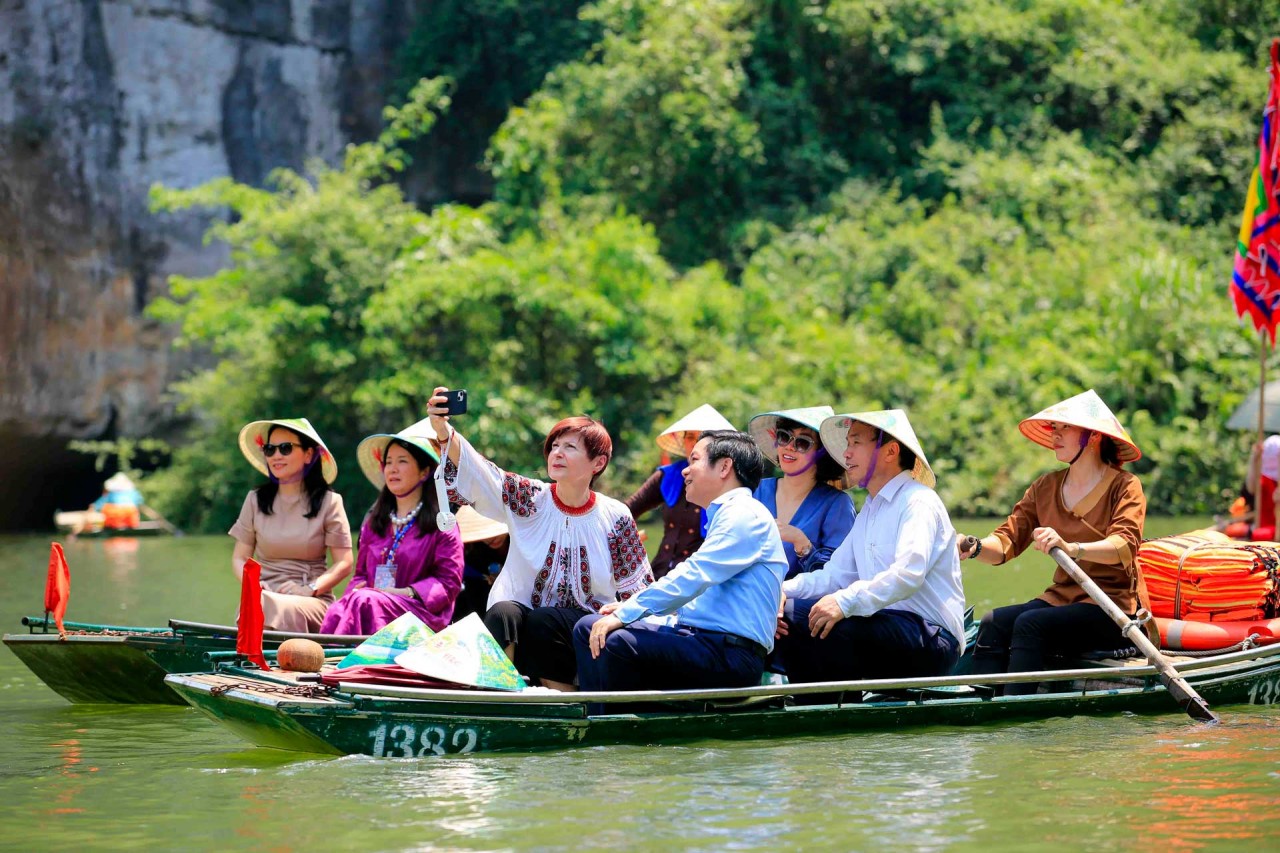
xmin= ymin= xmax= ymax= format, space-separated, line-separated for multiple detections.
xmin=229 ymin=418 xmax=353 ymax=633
xmin=748 ymin=407 xmax=855 ymax=578
xmin=320 ymin=419 xmax=466 ymax=635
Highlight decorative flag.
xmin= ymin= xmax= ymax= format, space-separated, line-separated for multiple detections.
xmin=44 ymin=543 xmax=70 ymax=638
xmin=235 ymin=558 xmax=271 ymax=671
xmin=1230 ymin=39 xmax=1280 ymax=342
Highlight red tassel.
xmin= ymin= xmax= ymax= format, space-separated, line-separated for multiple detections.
xmin=236 ymin=558 xmax=271 ymax=671
xmin=44 ymin=543 xmax=70 ymax=639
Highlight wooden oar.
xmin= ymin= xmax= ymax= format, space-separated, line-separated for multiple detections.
xmin=1049 ymin=546 xmax=1219 ymax=723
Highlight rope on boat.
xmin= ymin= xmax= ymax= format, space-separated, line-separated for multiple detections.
xmin=62 ymin=628 xmax=176 ymax=638
xmin=1162 ymin=633 xmax=1265 ymax=658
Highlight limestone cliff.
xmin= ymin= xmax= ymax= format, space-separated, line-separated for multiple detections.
xmin=0 ymin=0 xmax=416 ymax=527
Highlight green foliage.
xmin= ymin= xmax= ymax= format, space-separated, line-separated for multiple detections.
xmin=147 ymin=4 xmax=1278 ymax=531
xmin=68 ymin=439 xmax=171 ymax=479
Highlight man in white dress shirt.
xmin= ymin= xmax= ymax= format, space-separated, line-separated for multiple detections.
xmin=778 ymin=409 xmax=965 ymax=684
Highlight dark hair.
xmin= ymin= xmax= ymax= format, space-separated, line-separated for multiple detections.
xmin=700 ymin=429 xmax=768 ymax=492
xmin=543 ymin=416 xmax=613 ymax=486
xmin=871 ymin=428 xmax=917 ymax=475
xmin=775 ymin=417 xmax=846 ymax=485
xmin=367 ymin=439 xmax=441 ymax=537
xmin=254 ymin=426 xmax=331 ymax=518
xmin=1098 ymin=435 xmax=1123 ymax=467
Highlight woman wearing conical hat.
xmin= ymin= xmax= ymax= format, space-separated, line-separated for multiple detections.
xmin=776 ymin=410 xmax=965 ymax=685
xmin=956 ymin=390 xmax=1148 ymax=694
xmin=623 ymin=404 xmax=735 ymax=579
xmin=229 ymin=418 xmax=353 ymax=633
xmin=747 ymin=406 xmax=855 ymax=579
xmin=320 ymin=419 xmax=465 ymax=635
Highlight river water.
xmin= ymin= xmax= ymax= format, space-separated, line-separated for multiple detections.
xmin=2 ymin=520 xmax=1278 ymax=850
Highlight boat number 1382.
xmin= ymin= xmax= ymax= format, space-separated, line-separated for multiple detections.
xmin=1247 ymin=677 xmax=1280 ymax=706
xmin=370 ymin=722 xmax=479 ymax=757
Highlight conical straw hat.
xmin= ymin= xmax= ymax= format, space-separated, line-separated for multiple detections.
xmin=356 ymin=417 xmax=442 ymax=489
xmin=395 ymin=612 xmax=525 ymax=691
xmin=655 ymin=404 xmax=736 ymax=457
xmin=747 ymin=406 xmax=835 ymax=464
xmin=1018 ymin=390 xmax=1141 ymax=463
xmin=336 ymin=612 xmax=435 ymax=669
xmin=820 ymin=409 xmax=935 ymax=489
xmin=103 ymin=473 xmax=136 ymax=492
xmin=456 ymin=505 xmax=509 ymax=544
xmin=238 ymin=418 xmax=338 ymax=484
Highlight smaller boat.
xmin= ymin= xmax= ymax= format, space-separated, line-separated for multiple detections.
xmin=2 ymin=617 xmax=364 ymax=705
xmin=165 ymin=643 xmax=1280 ymax=757
xmin=53 ymin=511 xmax=168 ymax=537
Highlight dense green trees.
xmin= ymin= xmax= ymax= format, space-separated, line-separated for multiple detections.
xmin=149 ymin=1 xmax=1275 ymax=530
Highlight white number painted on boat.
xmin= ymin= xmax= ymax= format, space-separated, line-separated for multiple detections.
xmin=1247 ymin=676 xmax=1280 ymax=706
xmin=370 ymin=722 xmax=479 ymax=757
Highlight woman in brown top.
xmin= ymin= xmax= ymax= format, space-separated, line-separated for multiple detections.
xmin=623 ymin=404 xmax=734 ymax=579
xmin=956 ymin=390 xmax=1147 ymax=694
xmin=229 ymin=418 xmax=354 ymax=633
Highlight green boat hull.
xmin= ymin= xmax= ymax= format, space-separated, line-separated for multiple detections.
xmin=165 ymin=645 xmax=1280 ymax=758
xmin=4 ymin=618 xmax=363 ymax=705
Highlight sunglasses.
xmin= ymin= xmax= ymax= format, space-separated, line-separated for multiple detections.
xmin=774 ymin=428 xmax=817 ymax=454
xmin=262 ymin=442 xmax=300 ymax=458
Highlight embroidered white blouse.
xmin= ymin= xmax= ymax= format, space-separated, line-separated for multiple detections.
xmin=444 ymin=432 xmax=653 ymax=612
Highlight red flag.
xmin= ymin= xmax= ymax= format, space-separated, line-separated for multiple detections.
xmin=44 ymin=543 xmax=70 ymax=638
xmin=236 ymin=558 xmax=271 ymax=671
xmin=1230 ymin=39 xmax=1280 ymax=342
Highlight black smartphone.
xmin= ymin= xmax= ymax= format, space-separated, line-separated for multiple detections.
xmin=443 ymin=389 xmax=469 ymax=416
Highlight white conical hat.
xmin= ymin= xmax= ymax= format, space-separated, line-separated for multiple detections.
xmin=1018 ymin=390 xmax=1141 ymax=463
xmin=655 ymin=404 xmax=736 ymax=457
xmin=103 ymin=473 xmax=136 ymax=492
xmin=820 ymin=409 xmax=935 ymax=489
xmin=238 ymin=418 xmax=338 ymax=484
xmin=456 ymin=505 xmax=509 ymax=544
xmin=355 ymin=417 xmax=442 ymax=489
xmin=748 ymin=406 xmax=835 ymax=464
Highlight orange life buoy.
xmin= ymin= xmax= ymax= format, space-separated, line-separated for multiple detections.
xmin=1156 ymin=617 xmax=1280 ymax=651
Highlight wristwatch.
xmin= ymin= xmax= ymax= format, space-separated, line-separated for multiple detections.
xmin=308 ymin=580 xmax=320 ymax=596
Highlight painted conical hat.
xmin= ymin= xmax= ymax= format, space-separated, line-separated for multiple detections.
xmin=1018 ymin=390 xmax=1141 ymax=463
xmin=238 ymin=417 xmax=338 ymax=483
xmin=820 ymin=409 xmax=935 ymax=489
xmin=748 ymin=406 xmax=835 ymax=464
xmin=456 ymin=505 xmax=509 ymax=544
xmin=655 ymin=404 xmax=736 ymax=457
xmin=394 ymin=612 xmax=525 ymax=691
xmin=355 ymin=417 xmax=442 ymax=489
xmin=336 ymin=612 xmax=436 ymax=669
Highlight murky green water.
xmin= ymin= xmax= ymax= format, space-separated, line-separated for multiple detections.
xmin=2 ymin=521 xmax=1279 ymax=850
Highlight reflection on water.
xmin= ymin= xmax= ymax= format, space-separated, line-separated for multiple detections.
xmin=1 ymin=532 xmax=1278 ymax=849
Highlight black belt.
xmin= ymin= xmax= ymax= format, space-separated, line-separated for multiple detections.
xmin=687 ymin=626 xmax=768 ymax=659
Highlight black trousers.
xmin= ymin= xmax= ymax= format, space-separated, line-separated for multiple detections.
xmin=484 ymin=600 xmax=588 ymax=685
xmin=779 ymin=602 xmax=960 ymax=684
xmin=971 ymin=599 xmax=1124 ymax=695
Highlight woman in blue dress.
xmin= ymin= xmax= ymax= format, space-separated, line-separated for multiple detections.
xmin=748 ymin=406 xmax=856 ymax=578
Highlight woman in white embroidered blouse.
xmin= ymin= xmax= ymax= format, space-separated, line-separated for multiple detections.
xmin=428 ymin=386 xmax=653 ymax=690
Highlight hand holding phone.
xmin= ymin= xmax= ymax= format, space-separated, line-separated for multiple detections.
xmin=442 ymin=389 xmax=468 ymax=416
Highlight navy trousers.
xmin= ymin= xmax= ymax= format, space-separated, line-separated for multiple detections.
xmin=779 ymin=601 xmax=960 ymax=684
xmin=573 ymin=616 xmax=765 ymax=705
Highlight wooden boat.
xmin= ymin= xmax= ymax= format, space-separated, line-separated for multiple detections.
xmin=2 ymin=617 xmax=364 ymax=705
xmin=53 ymin=511 xmax=168 ymax=537
xmin=165 ymin=643 xmax=1280 ymax=757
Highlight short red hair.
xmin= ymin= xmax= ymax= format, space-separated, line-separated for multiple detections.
xmin=543 ymin=416 xmax=613 ymax=485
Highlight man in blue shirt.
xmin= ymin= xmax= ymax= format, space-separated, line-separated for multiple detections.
xmin=573 ymin=430 xmax=787 ymax=696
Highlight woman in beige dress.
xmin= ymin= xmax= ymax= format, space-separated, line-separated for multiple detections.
xmin=229 ymin=418 xmax=353 ymax=632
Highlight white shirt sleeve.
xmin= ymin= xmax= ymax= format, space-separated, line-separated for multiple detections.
xmin=782 ymin=530 xmax=856 ymax=601
xmin=832 ymin=493 xmax=942 ymax=617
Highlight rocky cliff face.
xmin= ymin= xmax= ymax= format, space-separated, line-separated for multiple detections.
xmin=0 ymin=0 xmax=416 ymax=527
